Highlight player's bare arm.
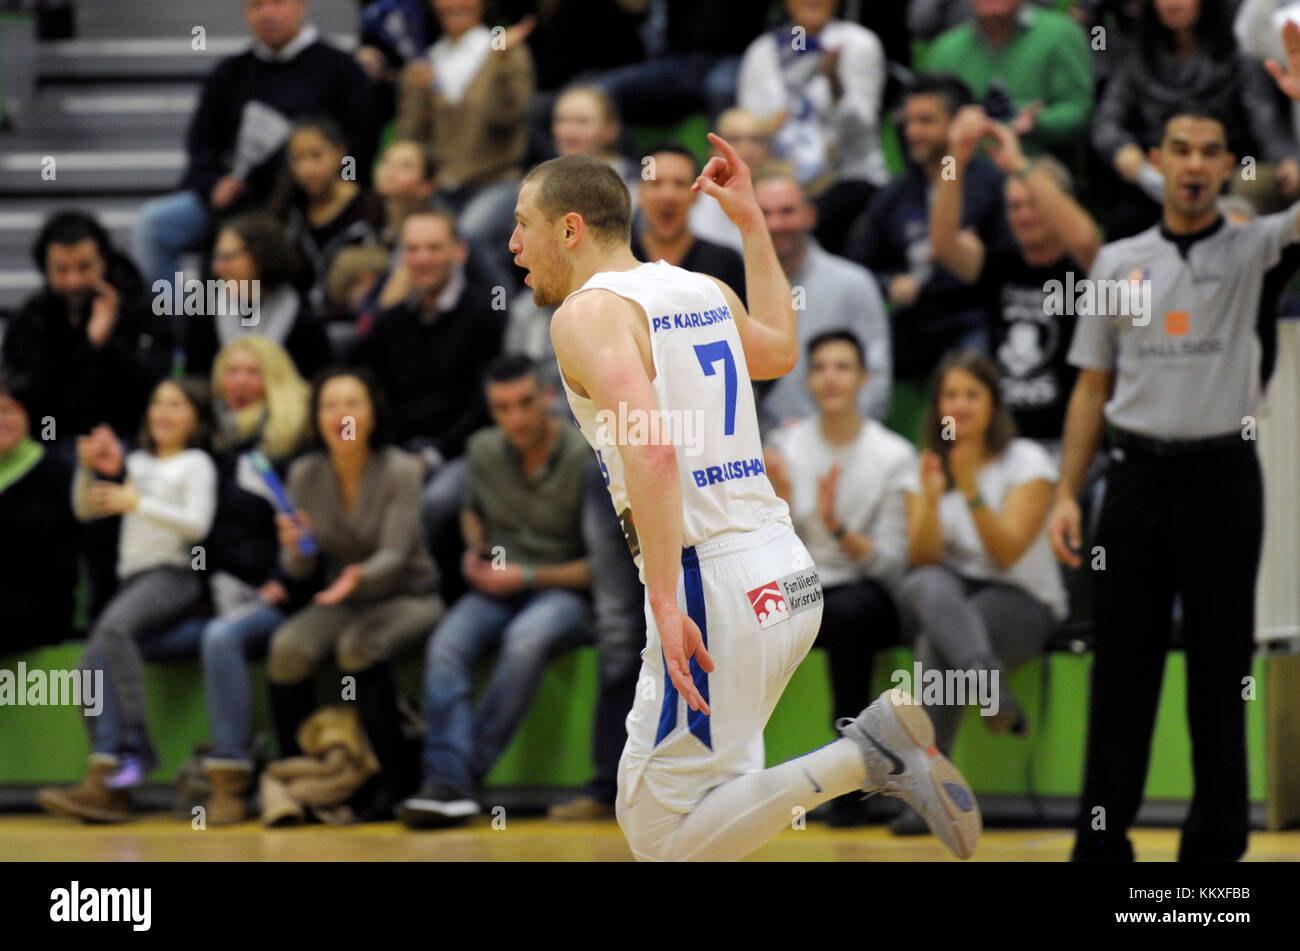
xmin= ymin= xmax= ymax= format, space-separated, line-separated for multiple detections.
xmin=693 ymin=133 xmax=798 ymax=380
xmin=551 ymin=290 xmax=714 ymax=713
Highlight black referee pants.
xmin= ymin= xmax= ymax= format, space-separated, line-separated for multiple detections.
xmin=1072 ymin=442 xmax=1262 ymax=862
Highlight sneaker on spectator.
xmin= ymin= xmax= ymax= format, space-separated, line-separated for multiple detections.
xmin=397 ymin=779 xmax=480 ymax=829
xmin=103 ymin=755 xmax=147 ymax=790
xmin=547 ymin=795 xmax=616 ymax=821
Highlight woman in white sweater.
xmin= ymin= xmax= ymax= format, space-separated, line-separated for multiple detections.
xmin=39 ymin=378 xmax=216 ymax=822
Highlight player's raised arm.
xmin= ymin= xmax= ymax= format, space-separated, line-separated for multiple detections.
xmin=551 ymin=291 xmax=714 ymax=713
xmin=1267 ymin=19 xmax=1300 ymax=235
xmin=693 ymin=132 xmax=798 ymax=380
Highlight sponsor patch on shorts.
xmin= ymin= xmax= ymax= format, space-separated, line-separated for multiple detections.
xmin=747 ymin=568 xmax=822 ymax=629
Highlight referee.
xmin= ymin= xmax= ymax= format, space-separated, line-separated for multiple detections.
xmin=1048 ymin=81 xmax=1300 ymax=859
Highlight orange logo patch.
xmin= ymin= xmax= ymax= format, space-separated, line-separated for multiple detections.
xmin=1164 ymin=311 xmax=1189 ymax=336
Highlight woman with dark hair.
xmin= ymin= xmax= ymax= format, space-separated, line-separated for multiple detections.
xmin=1094 ymin=0 xmax=1300 ymax=236
xmin=183 ymin=212 xmax=334 ymax=379
xmin=892 ymin=351 xmax=1067 ymax=834
xmin=267 ymin=367 xmax=444 ymax=818
xmin=0 ymin=369 xmax=79 ymax=651
xmin=38 ymin=378 xmax=217 ymax=821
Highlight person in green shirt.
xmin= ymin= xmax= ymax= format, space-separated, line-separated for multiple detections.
xmin=922 ymin=0 xmax=1095 ymax=164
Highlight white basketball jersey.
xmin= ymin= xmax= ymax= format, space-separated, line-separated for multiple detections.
xmin=559 ymin=261 xmax=790 ymax=576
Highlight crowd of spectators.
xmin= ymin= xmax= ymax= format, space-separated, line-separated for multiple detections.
xmin=2 ymin=0 xmax=1299 ymax=846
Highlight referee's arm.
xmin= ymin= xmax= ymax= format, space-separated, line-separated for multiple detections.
xmin=1048 ymin=368 xmax=1112 ymax=567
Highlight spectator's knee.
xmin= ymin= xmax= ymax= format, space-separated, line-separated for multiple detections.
xmin=267 ymin=642 xmax=314 ymax=684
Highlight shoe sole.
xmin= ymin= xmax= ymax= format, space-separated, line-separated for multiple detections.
xmin=873 ymin=688 xmax=981 ymax=859
xmin=36 ymin=789 xmax=132 ymax=824
xmin=397 ymin=799 xmax=479 ymax=829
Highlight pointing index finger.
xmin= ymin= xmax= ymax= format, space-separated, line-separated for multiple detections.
xmin=706 ymin=132 xmax=744 ymax=172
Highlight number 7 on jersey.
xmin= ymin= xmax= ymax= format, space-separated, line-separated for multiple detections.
xmin=693 ymin=340 xmax=737 ymax=436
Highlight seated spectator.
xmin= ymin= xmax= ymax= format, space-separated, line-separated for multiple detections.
xmin=688 ymin=108 xmax=775 ymax=253
xmin=763 ymin=330 xmax=917 ymax=826
xmin=136 ymin=336 xmax=314 ymax=825
xmin=895 ymin=350 xmax=1066 ymax=835
xmin=354 ymin=0 xmax=438 ymax=124
xmin=38 ymin=378 xmax=217 ymax=822
xmin=503 ymin=85 xmax=642 ymax=392
xmin=131 ymin=0 xmax=374 ymax=288
xmin=1095 ymin=0 xmax=1300 ymax=237
xmin=398 ymin=355 xmax=594 ymax=828
xmin=753 ymin=165 xmax=890 ymax=426
xmin=552 ymin=85 xmax=639 ymax=197
xmin=354 ymin=208 xmax=506 ymax=596
xmin=182 ymin=213 xmax=334 ymax=380
xmin=3 ymin=211 xmax=171 ymax=446
xmin=0 ymin=368 xmax=78 ymax=651
xmin=848 ymin=75 xmax=1011 ymax=381
xmin=738 ymin=0 xmax=889 ymax=255
xmin=271 ymin=116 xmax=378 ymax=314
xmin=4 ymin=211 xmax=173 ymax=617
xmin=632 ymin=142 xmax=746 ymax=300
xmin=372 ymin=137 xmax=438 ymax=249
xmin=595 ymin=0 xmax=769 ymax=124
xmin=269 ymin=368 xmax=445 ymax=819
xmin=325 ymin=245 xmax=394 ymax=335
xmin=931 ymin=108 xmax=1101 ymax=459
xmin=908 ymin=0 xmax=1058 ymax=39
xmin=397 ymin=0 xmax=535 ymax=285
xmin=922 ymin=0 xmax=1094 ymax=171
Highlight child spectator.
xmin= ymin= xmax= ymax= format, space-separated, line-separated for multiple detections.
xmin=272 ymin=116 xmax=378 ymax=314
xmin=38 ymin=378 xmax=217 ymax=821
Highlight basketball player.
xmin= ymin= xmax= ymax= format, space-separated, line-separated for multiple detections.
xmin=509 ymin=135 xmax=980 ymax=861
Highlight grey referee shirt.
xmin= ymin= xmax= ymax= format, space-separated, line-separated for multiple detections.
xmin=1068 ymin=205 xmax=1300 ymax=439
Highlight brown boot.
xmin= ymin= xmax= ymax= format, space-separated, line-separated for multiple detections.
xmin=37 ymin=755 xmax=132 ymax=823
xmin=203 ymin=761 xmax=252 ymax=826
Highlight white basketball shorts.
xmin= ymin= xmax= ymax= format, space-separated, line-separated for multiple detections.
xmin=616 ymin=519 xmax=824 ymax=818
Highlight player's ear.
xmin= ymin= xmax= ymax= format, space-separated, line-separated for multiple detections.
xmin=562 ymin=212 xmax=584 ymax=249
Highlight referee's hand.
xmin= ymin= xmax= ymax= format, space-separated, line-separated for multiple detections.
xmin=1048 ymin=495 xmax=1083 ymax=568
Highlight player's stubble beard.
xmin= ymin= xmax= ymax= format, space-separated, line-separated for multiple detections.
xmin=532 ymin=241 xmax=575 ymax=308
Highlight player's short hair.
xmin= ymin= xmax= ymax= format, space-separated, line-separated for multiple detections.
xmin=522 ymin=154 xmax=632 ymax=247
xmin=1160 ymin=99 xmax=1231 ymax=145
xmin=644 ymin=140 xmax=700 ymax=176
xmin=485 ymin=354 xmax=538 ymax=389
xmin=905 ymin=74 xmax=975 ymax=118
xmin=808 ymin=329 xmax=866 ymax=369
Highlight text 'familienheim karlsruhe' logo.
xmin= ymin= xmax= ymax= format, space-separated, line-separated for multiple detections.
xmin=748 ymin=568 xmax=822 ymax=630
xmin=0 ymin=663 xmax=103 ymax=715
xmin=1043 ymin=269 xmax=1151 ymax=326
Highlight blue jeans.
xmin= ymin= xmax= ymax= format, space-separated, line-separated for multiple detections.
xmin=89 ymin=605 xmax=281 ymax=765
xmin=130 ymin=189 xmax=211 ymax=288
xmin=421 ymin=588 xmax=595 ymax=791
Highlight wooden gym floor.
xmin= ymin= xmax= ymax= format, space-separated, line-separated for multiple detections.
xmin=3 ymin=814 xmax=1299 ymax=861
